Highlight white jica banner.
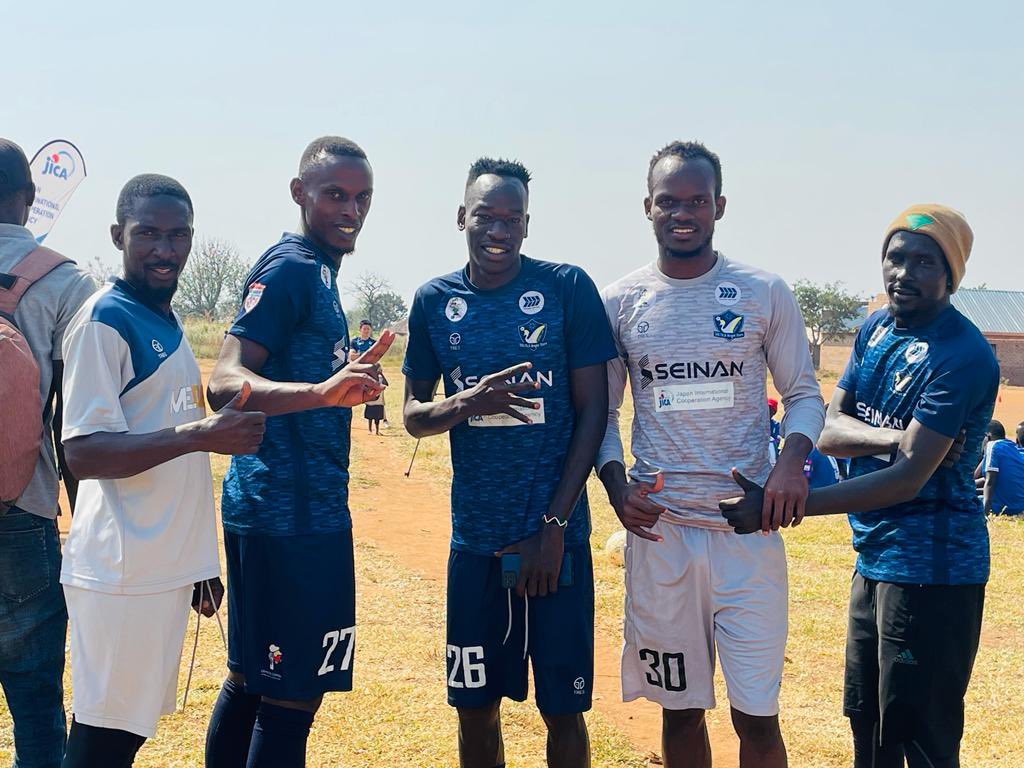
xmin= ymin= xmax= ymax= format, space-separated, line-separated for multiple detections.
xmin=27 ymin=139 xmax=87 ymax=243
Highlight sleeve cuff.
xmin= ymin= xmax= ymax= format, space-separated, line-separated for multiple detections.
xmin=62 ymin=422 xmax=130 ymax=441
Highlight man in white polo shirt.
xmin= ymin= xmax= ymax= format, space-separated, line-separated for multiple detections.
xmin=59 ymin=175 xmax=265 ymax=767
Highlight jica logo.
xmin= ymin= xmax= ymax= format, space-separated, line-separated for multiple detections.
xmin=42 ymin=151 xmax=75 ymax=181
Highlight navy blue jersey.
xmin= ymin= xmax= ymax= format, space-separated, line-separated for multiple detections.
xmin=351 ymin=336 xmax=375 ymax=355
xmin=838 ymin=307 xmax=999 ymax=584
xmin=221 ymin=234 xmax=351 ymax=536
xmin=403 ymin=256 xmax=617 ymax=556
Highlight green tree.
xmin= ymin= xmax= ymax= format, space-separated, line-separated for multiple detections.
xmin=347 ymin=271 xmax=408 ymax=331
xmin=172 ymin=237 xmax=249 ymax=320
xmin=792 ymin=280 xmax=863 ymax=369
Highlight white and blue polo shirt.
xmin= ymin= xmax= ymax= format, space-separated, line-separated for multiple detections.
xmin=60 ymin=279 xmax=219 ymax=595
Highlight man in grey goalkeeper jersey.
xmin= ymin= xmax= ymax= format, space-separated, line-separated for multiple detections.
xmin=597 ymin=141 xmax=824 ymax=768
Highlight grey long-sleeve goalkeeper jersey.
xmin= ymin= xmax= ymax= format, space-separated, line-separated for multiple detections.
xmin=597 ymin=254 xmax=825 ymax=529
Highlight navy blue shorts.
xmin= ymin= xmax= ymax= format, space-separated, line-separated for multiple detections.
xmin=225 ymin=529 xmax=355 ymax=700
xmin=446 ymin=545 xmax=594 ymax=715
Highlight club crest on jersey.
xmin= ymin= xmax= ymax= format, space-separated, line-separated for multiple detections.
xmin=445 ymin=296 xmax=468 ymax=322
xmin=519 ymin=319 xmax=548 ymax=348
xmin=320 ymin=264 xmax=331 ymax=289
xmin=715 ymin=281 xmax=741 ymax=306
xmin=867 ymin=323 xmax=889 ymax=348
xmin=518 ymin=290 xmax=544 ymax=315
xmin=713 ymin=311 xmax=745 ymax=340
xmin=892 ymin=369 xmax=914 ymax=393
xmin=904 ymin=341 xmax=928 ymax=364
xmin=243 ymin=282 xmax=266 ymax=314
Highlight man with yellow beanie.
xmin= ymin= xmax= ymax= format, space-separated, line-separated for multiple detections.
xmin=719 ymin=204 xmax=999 ymax=767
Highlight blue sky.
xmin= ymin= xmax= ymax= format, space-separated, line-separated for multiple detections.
xmin=7 ymin=1 xmax=1022 ymax=304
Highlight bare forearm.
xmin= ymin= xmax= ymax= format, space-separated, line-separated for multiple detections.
xmin=546 ymin=406 xmax=607 ymax=522
xmin=818 ymin=413 xmax=902 ymax=459
xmin=598 ymin=460 xmax=628 ymax=505
xmin=208 ymin=366 xmax=325 ymax=416
xmin=65 ymin=425 xmax=206 ymax=479
xmin=804 ymin=461 xmax=922 ymax=518
xmin=403 ymin=394 xmax=469 ymax=438
xmin=777 ymin=432 xmax=813 ymax=466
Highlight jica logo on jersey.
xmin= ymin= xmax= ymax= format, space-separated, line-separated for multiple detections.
xmin=713 ymin=311 xmax=745 ymax=340
xmin=171 ymin=384 xmax=206 ymax=414
xmin=41 ymin=151 xmax=76 ymax=180
xmin=518 ymin=319 xmax=548 ymax=349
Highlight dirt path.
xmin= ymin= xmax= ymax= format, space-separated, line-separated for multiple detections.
xmin=348 ymin=428 xmax=741 ymax=767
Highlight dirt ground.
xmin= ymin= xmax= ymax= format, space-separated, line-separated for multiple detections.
xmin=348 ymin=425 xmax=739 ymax=766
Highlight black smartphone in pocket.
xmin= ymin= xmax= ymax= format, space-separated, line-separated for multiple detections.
xmin=501 ymin=551 xmax=574 ymax=590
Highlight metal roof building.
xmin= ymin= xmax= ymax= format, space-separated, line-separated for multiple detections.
xmin=951 ymin=289 xmax=1024 ymax=335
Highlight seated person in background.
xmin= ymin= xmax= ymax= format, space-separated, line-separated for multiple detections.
xmin=983 ymin=420 xmax=1024 ymax=516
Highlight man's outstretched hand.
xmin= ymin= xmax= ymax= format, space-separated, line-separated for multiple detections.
xmin=719 ymin=468 xmax=766 ymax=535
xmin=314 ymin=330 xmax=398 ymax=408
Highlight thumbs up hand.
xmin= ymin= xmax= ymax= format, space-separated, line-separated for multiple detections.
xmin=196 ymin=381 xmax=267 ymax=456
xmin=719 ymin=467 xmax=766 ymax=535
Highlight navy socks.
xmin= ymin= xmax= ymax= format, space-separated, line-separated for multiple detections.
xmin=245 ymin=702 xmax=315 ymax=768
xmin=205 ymin=677 xmax=261 ymax=768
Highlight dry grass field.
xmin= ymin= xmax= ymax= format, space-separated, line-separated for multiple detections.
xmin=2 ymin=335 xmax=1023 ymax=766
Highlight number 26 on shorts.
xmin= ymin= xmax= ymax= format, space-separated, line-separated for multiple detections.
xmin=447 ymin=644 xmax=486 ymax=689
xmin=318 ymin=627 xmax=355 ymax=677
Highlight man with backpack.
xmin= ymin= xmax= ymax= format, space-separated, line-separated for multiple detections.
xmin=0 ymin=138 xmax=96 ymax=768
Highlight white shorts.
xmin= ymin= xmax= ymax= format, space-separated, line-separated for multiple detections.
xmin=622 ymin=520 xmax=788 ymax=716
xmin=65 ymin=584 xmax=193 ymax=737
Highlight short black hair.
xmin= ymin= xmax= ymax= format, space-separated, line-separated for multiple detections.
xmin=298 ymin=136 xmax=367 ymax=177
xmin=0 ymin=139 xmax=32 ymax=202
xmin=115 ymin=174 xmax=193 ymax=226
xmin=466 ymin=157 xmax=531 ymax=191
xmin=359 ymin=319 xmax=371 ymax=327
xmin=648 ymin=141 xmax=722 ymax=196
xmin=988 ymin=420 xmax=1006 ymax=440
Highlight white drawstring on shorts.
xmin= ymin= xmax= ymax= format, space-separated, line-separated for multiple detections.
xmin=501 ymin=588 xmax=530 ymax=660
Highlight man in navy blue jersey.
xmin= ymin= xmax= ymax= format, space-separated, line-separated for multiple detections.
xmin=203 ymin=136 xmax=394 ymax=768
xmin=721 ymin=204 xmax=998 ymax=768
xmin=403 ymin=158 xmax=616 ymax=768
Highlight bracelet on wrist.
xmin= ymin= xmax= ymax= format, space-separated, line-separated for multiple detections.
xmin=542 ymin=514 xmax=568 ymax=528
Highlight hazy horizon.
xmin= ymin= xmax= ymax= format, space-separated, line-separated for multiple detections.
xmin=8 ymin=2 xmax=1022 ymax=305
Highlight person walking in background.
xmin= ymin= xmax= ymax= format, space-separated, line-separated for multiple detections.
xmin=0 ymin=138 xmax=96 ymax=768
xmin=982 ymin=420 xmax=1024 ymax=515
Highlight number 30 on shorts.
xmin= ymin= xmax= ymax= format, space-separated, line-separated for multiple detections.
xmin=447 ymin=644 xmax=486 ymax=689
xmin=317 ymin=627 xmax=355 ymax=677
xmin=639 ymin=648 xmax=686 ymax=692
